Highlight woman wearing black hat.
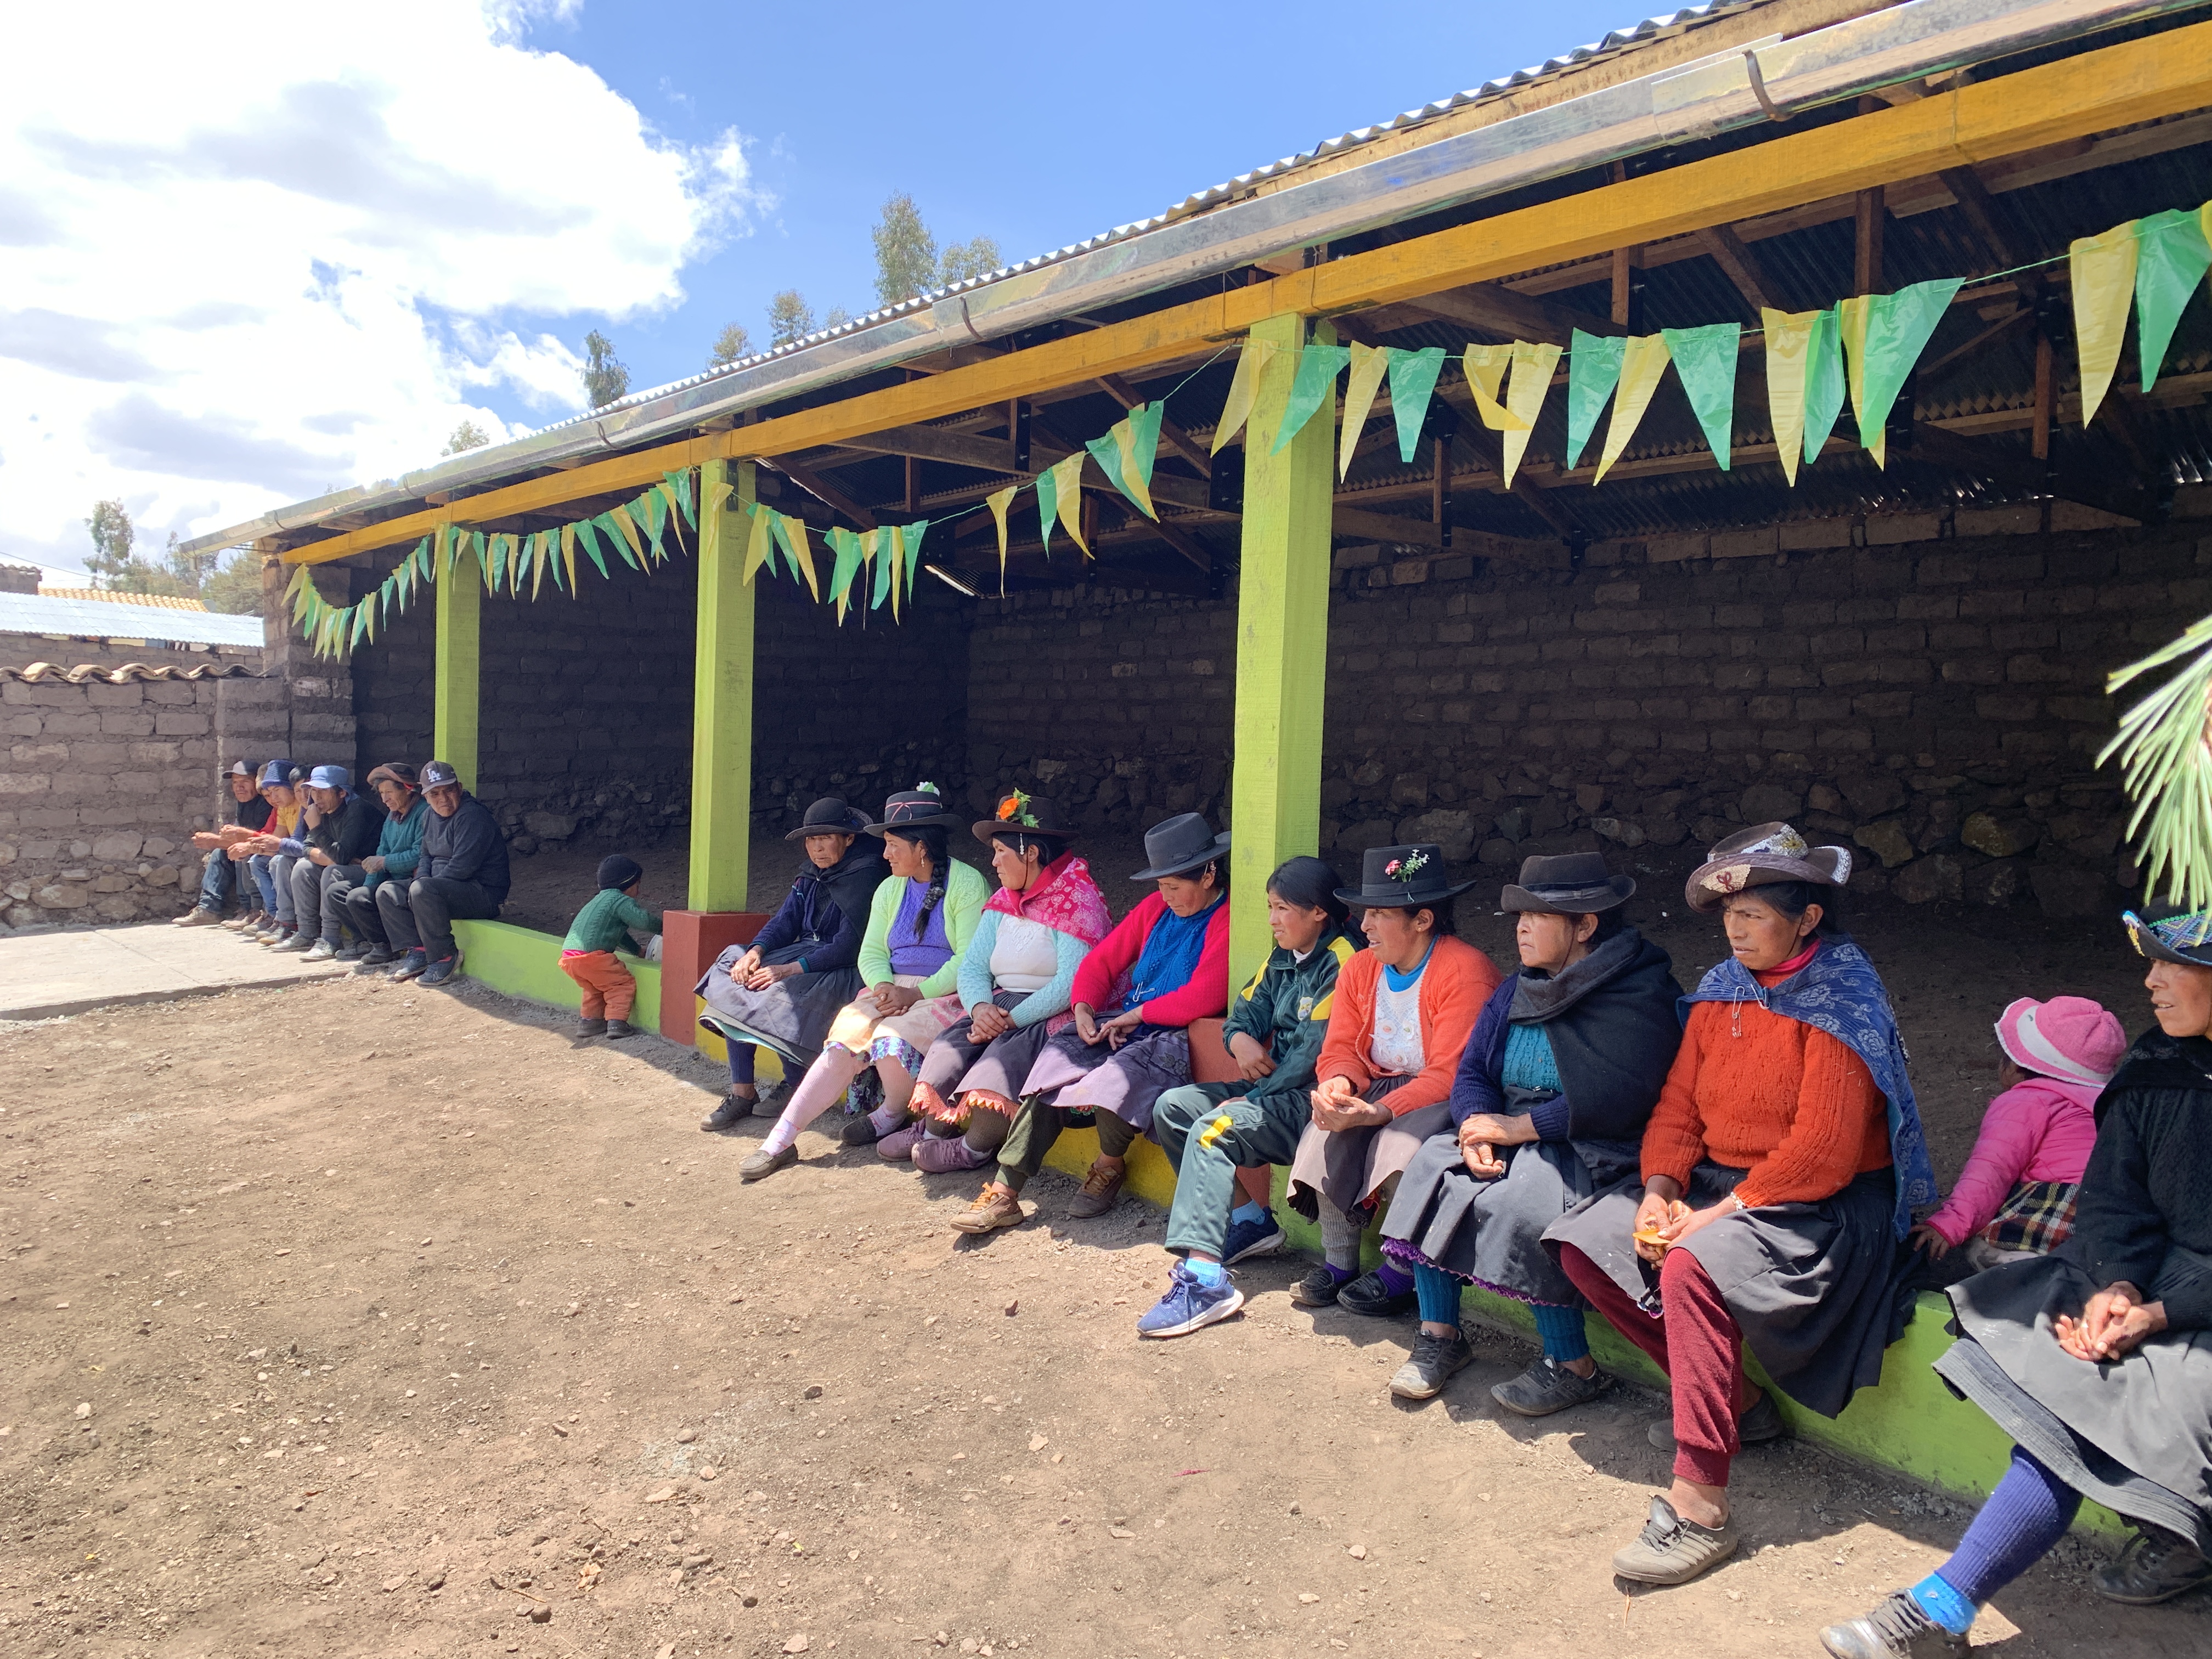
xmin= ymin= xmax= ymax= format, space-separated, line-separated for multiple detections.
xmin=695 ymin=797 xmax=889 ymax=1129
xmin=1378 ymin=853 xmax=1682 ymax=1410
xmin=741 ymin=786 xmax=988 ymax=1182
xmin=949 ymin=811 xmax=1234 ymax=1235
xmin=887 ymin=792 xmax=1111 ymax=1172
xmin=1284 ymin=844 xmax=1502 ymax=1313
xmin=1821 ymin=904 xmax=2212 ymax=1655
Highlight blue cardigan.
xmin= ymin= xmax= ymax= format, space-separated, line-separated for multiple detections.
xmin=956 ymin=908 xmax=1089 ymax=1028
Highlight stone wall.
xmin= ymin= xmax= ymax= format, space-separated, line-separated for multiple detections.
xmin=0 ymin=667 xmax=258 ymax=930
xmin=0 ymin=638 xmax=265 ymax=675
xmin=961 ymin=504 xmax=2205 ymax=917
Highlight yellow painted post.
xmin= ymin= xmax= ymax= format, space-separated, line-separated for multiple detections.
xmin=1228 ymin=313 xmax=1335 ymax=983
xmin=688 ymin=457 xmax=755 ymax=911
xmin=432 ymin=528 xmax=481 ymax=788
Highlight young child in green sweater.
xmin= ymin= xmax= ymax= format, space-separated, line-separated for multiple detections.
xmin=561 ymin=855 xmax=662 ymax=1039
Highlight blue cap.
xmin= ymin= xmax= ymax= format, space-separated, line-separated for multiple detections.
xmin=257 ymin=759 xmax=297 ymax=788
xmin=307 ymin=765 xmax=351 ymax=791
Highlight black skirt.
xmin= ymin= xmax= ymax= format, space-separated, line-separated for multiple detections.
xmin=695 ymin=939 xmax=860 ymax=1066
xmin=1543 ymin=1164 xmax=1910 ymax=1419
xmin=1383 ymin=1135 xmax=1610 ymax=1307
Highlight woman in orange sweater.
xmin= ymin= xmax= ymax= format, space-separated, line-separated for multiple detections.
xmin=1546 ymin=822 xmax=1937 ymax=1590
xmin=1286 ymin=844 xmax=1501 ymax=1314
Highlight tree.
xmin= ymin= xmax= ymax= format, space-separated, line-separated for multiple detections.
xmin=767 ymin=290 xmax=815 ymax=348
xmin=86 ymin=499 xmax=134 ymax=589
xmin=823 ymin=306 xmax=852 ymax=331
xmin=200 ymin=549 xmax=265 ymax=616
xmin=443 ymin=419 xmax=491 ymax=455
xmin=871 ymin=192 xmax=939 ymax=309
xmin=581 ymin=330 xmax=629 ymax=408
xmin=708 ymin=321 xmax=752 ymax=369
xmin=939 ymin=236 xmax=1003 ymax=287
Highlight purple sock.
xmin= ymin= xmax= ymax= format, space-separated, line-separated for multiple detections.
xmin=1325 ymin=1262 xmax=1358 ymax=1283
xmin=1375 ymin=1262 xmax=1414 ymax=1295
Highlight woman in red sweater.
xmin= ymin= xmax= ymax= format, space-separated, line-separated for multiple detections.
xmin=1546 ymin=821 xmax=1937 ymax=1589
xmin=950 ymin=813 xmax=1233 ymax=1235
xmin=1285 ymin=844 xmax=1500 ymax=1313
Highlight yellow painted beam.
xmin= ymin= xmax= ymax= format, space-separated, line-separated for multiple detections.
xmin=283 ymin=20 xmax=2212 ymax=565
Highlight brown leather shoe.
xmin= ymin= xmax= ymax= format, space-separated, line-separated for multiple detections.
xmin=949 ymin=1182 xmax=1025 ymax=1234
xmin=1066 ymin=1158 xmax=1125 ymax=1219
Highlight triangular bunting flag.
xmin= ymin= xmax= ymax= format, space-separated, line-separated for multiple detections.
xmin=1763 ymin=309 xmax=1819 ymax=486
xmin=1839 ymin=277 xmax=1962 ymax=465
xmin=901 ymin=520 xmax=928 ymax=595
xmin=870 ymin=529 xmax=894 ymax=610
xmin=742 ymin=503 xmax=776 ymax=584
xmin=606 ymin=505 xmax=645 ymax=570
xmin=1802 ymin=306 xmax=1847 ymax=466
xmin=560 ymin=523 xmax=579 ymax=595
xmin=1212 ymin=338 xmax=1274 ymax=454
xmin=1462 ymin=344 xmax=1531 ymax=432
xmin=1271 ymin=343 xmax=1348 ymax=455
xmin=1339 ymin=343 xmax=1391 ymax=481
xmin=827 ymin=528 xmax=865 ymax=624
xmin=1565 ymin=330 xmax=1626 ymax=471
xmin=1500 ymin=341 xmax=1561 ymax=488
xmin=1386 ymin=346 xmax=1447 ymax=465
xmin=574 ymin=517 xmax=611 ymax=579
xmin=663 ymin=468 xmax=697 ymax=530
xmin=985 ymin=484 xmax=1017 ymax=594
xmin=771 ymin=514 xmax=811 ymax=589
xmin=1087 ymin=407 xmax=1160 ymax=519
xmin=2134 ymin=206 xmax=2210 ymax=393
xmin=1594 ymin=333 xmax=1671 ymax=484
xmin=2072 ymin=220 xmax=2140 ymax=426
xmin=1662 ymin=321 xmax=1741 ymax=471
xmin=1039 ymin=450 xmax=1088 ymax=557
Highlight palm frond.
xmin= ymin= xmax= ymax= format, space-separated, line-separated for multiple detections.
xmin=2100 ymin=612 xmax=2212 ymax=909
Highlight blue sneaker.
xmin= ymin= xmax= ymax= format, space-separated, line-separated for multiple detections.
xmin=1221 ymin=1211 xmax=1285 ymax=1266
xmin=418 ymin=950 xmax=464 ymax=988
xmin=1136 ymin=1262 xmax=1244 ymax=1339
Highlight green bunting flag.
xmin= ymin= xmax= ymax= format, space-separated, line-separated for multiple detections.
xmin=1037 ymin=450 xmax=1088 ymax=557
xmin=1386 ymin=346 xmax=1447 ymax=465
xmin=1086 ymin=405 xmax=1162 ymax=519
xmin=827 ymin=527 xmax=865 ymax=623
xmin=575 ymin=517 xmax=611 ymax=580
xmin=900 ymin=520 xmax=929 ymax=596
xmin=1272 ymin=343 xmax=1348 ymax=455
xmin=1661 ymin=321 xmax=1741 ymax=471
xmin=1565 ymin=330 xmax=1626 ymax=471
xmin=1839 ymin=277 xmax=1962 ymax=466
xmin=2133 ymin=206 xmax=2212 ymax=393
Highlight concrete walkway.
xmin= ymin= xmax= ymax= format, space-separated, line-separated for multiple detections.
xmin=0 ymin=923 xmax=352 ymax=1022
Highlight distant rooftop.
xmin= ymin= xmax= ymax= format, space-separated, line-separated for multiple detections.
xmin=38 ymin=588 xmax=211 ymax=612
xmin=0 ymin=591 xmax=264 ymax=649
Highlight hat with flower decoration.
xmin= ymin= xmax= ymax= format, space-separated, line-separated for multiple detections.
xmin=1334 ymin=843 xmax=1476 ymax=910
xmin=972 ymin=788 xmax=1078 ymax=848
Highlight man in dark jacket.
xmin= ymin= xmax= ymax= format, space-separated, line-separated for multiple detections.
xmin=278 ymin=766 xmax=383 ymax=961
xmin=377 ymin=759 xmax=510 ymax=986
xmin=338 ymin=763 xmax=428 ymax=968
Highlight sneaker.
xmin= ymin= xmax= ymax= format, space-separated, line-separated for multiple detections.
xmin=1610 ymin=1495 xmax=1739 ymax=1585
xmin=419 ymin=951 xmax=463 ymax=988
xmin=357 ymin=944 xmax=394 ymax=968
xmin=2094 ymin=1527 xmax=2212 ymax=1606
xmin=1137 ymin=1262 xmax=1245 ymax=1339
xmin=1338 ymin=1269 xmax=1418 ymax=1318
xmin=1065 ymin=1158 xmax=1125 ymax=1219
xmin=262 ymin=926 xmax=298 ymax=948
xmin=1290 ymin=1265 xmax=1352 ymax=1307
xmin=1221 ymin=1211 xmax=1285 ymax=1266
xmin=246 ymin=921 xmax=281 ymax=943
xmin=174 ymin=906 xmax=223 ymax=927
xmin=270 ymin=930 xmax=311 ymax=953
xmin=1649 ymin=1389 xmax=1784 ymax=1451
xmin=1389 ymin=1329 xmax=1474 ymax=1400
xmin=334 ymin=940 xmax=368 ymax=962
xmin=388 ymin=949 xmax=428 ymax=983
xmin=605 ymin=1019 xmax=637 ymax=1040
xmin=738 ymin=1144 xmax=798 ymax=1183
xmin=577 ymin=1017 xmax=608 ymax=1039
xmin=300 ymin=939 xmax=336 ymax=962
xmin=948 ymin=1182 xmax=1025 ymax=1234
xmin=875 ymin=1121 xmax=926 ymax=1161
xmin=912 ymin=1134 xmax=987 ymax=1174
xmin=1820 ymin=1590 xmax=1972 ymax=1658
xmin=1491 ymin=1356 xmax=1611 ymax=1418
xmin=222 ymin=910 xmax=263 ymax=932
xmin=701 ymin=1094 xmax=754 ymax=1131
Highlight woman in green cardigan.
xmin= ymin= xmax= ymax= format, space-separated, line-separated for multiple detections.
xmin=740 ymin=787 xmax=988 ymax=1182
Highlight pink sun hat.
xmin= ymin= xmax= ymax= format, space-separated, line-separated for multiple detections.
xmin=1994 ymin=996 xmax=2127 ymax=1088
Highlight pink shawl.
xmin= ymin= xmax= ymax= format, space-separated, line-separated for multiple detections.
xmin=984 ymin=850 xmax=1110 ymax=948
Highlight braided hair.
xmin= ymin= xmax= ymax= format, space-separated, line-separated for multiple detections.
xmin=895 ymin=825 xmax=952 ymax=942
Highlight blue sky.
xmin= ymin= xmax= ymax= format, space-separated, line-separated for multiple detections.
xmin=535 ymin=0 xmax=1657 ymax=401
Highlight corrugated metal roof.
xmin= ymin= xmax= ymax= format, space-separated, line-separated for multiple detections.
xmin=0 ymin=592 xmax=264 ymax=648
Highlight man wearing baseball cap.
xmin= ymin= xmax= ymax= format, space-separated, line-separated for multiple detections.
xmin=174 ymin=760 xmax=272 ymax=927
xmin=376 ymin=760 xmax=510 ymax=986
xmin=274 ymin=765 xmax=383 ymax=961
xmin=336 ymin=763 xmax=429 ymax=967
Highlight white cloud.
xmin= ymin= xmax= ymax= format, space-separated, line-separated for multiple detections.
xmin=0 ymin=0 xmax=763 ymax=567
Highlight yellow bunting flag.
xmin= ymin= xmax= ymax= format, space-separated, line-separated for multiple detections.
xmin=742 ymin=504 xmax=777 ymax=584
xmin=1211 ymin=339 xmax=1274 ymax=453
xmin=560 ymin=523 xmax=579 ymax=597
xmin=1594 ymin=334 xmax=1671 ymax=484
xmin=1462 ymin=344 xmax=1532 ymax=432
xmin=986 ymin=484 xmax=1017 ymax=594
xmin=780 ymin=515 xmax=819 ymax=600
xmin=608 ymin=504 xmax=647 ymax=571
xmin=1043 ymin=450 xmax=1089 ymax=557
xmin=1837 ymin=295 xmax=1876 ymax=464
xmin=2072 ymin=220 xmax=2142 ymax=427
xmin=1339 ymin=342 xmax=1391 ymax=481
xmin=1500 ymin=341 xmax=1560 ymax=487
xmin=1763 ymin=308 xmax=1820 ymax=486
xmin=529 ymin=533 xmax=548 ymax=600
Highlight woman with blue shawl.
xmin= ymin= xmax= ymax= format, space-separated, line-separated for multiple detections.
xmin=1545 ymin=822 xmax=1937 ymax=1589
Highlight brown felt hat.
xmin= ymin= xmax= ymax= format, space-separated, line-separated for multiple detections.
xmin=1501 ymin=851 xmax=1634 ymax=914
xmin=1684 ymin=821 xmax=1852 ymax=913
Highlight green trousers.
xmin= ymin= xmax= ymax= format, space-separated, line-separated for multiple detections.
xmin=995 ymin=1097 xmax=1139 ymax=1194
xmin=1152 ymin=1082 xmax=1308 ymax=1260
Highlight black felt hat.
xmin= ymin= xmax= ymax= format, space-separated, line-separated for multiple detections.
xmin=784 ymin=796 xmax=873 ymax=842
xmin=862 ymin=785 xmax=963 ymax=836
xmin=1335 ymin=844 xmax=1476 ymax=910
xmin=1501 ymin=851 xmax=1635 ymax=914
xmin=2123 ymin=905 xmax=2212 ymax=968
xmin=973 ymin=789 xmax=1078 ymax=848
xmin=1128 ymin=812 xmax=1232 ymax=881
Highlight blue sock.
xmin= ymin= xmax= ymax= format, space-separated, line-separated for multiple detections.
xmin=1929 ymin=1447 xmax=2080 ymax=1615
xmin=1413 ymin=1264 xmax=1463 ymax=1327
xmin=1184 ymin=1256 xmax=1227 ymax=1288
xmin=1910 ymin=1573 xmax=1979 ymax=1638
xmin=1229 ymin=1201 xmax=1267 ymax=1226
xmin=1531 ymin=1302 xmax=1590 ymax=1364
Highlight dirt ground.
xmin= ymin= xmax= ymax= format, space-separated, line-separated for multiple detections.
xmin=5 ymin=967 xmax=2207 ymax=1659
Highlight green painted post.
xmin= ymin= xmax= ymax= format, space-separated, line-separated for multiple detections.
xmin=1228 ymin=312 xmax=1335 ymax=984
xmin=432 ymin=529 xmax=481 ymax=789
xmin=687 ymin=456 xmax=756 ymax=911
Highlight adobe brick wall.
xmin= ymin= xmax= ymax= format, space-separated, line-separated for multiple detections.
xmin=0 ymin=674 xmax=234 ymax=929
xmin=962 ymin=504 xmax=2205 ymax=918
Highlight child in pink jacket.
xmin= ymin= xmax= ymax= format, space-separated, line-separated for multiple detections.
xmin=1910 ymin=995 xmax=2125 ymax=1273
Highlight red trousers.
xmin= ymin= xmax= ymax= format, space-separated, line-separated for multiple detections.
xmin=1558 ymin=1242 xmax=1752 ymax=1488
xmin=560 ymin=950 xmax=636 ymax=1020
